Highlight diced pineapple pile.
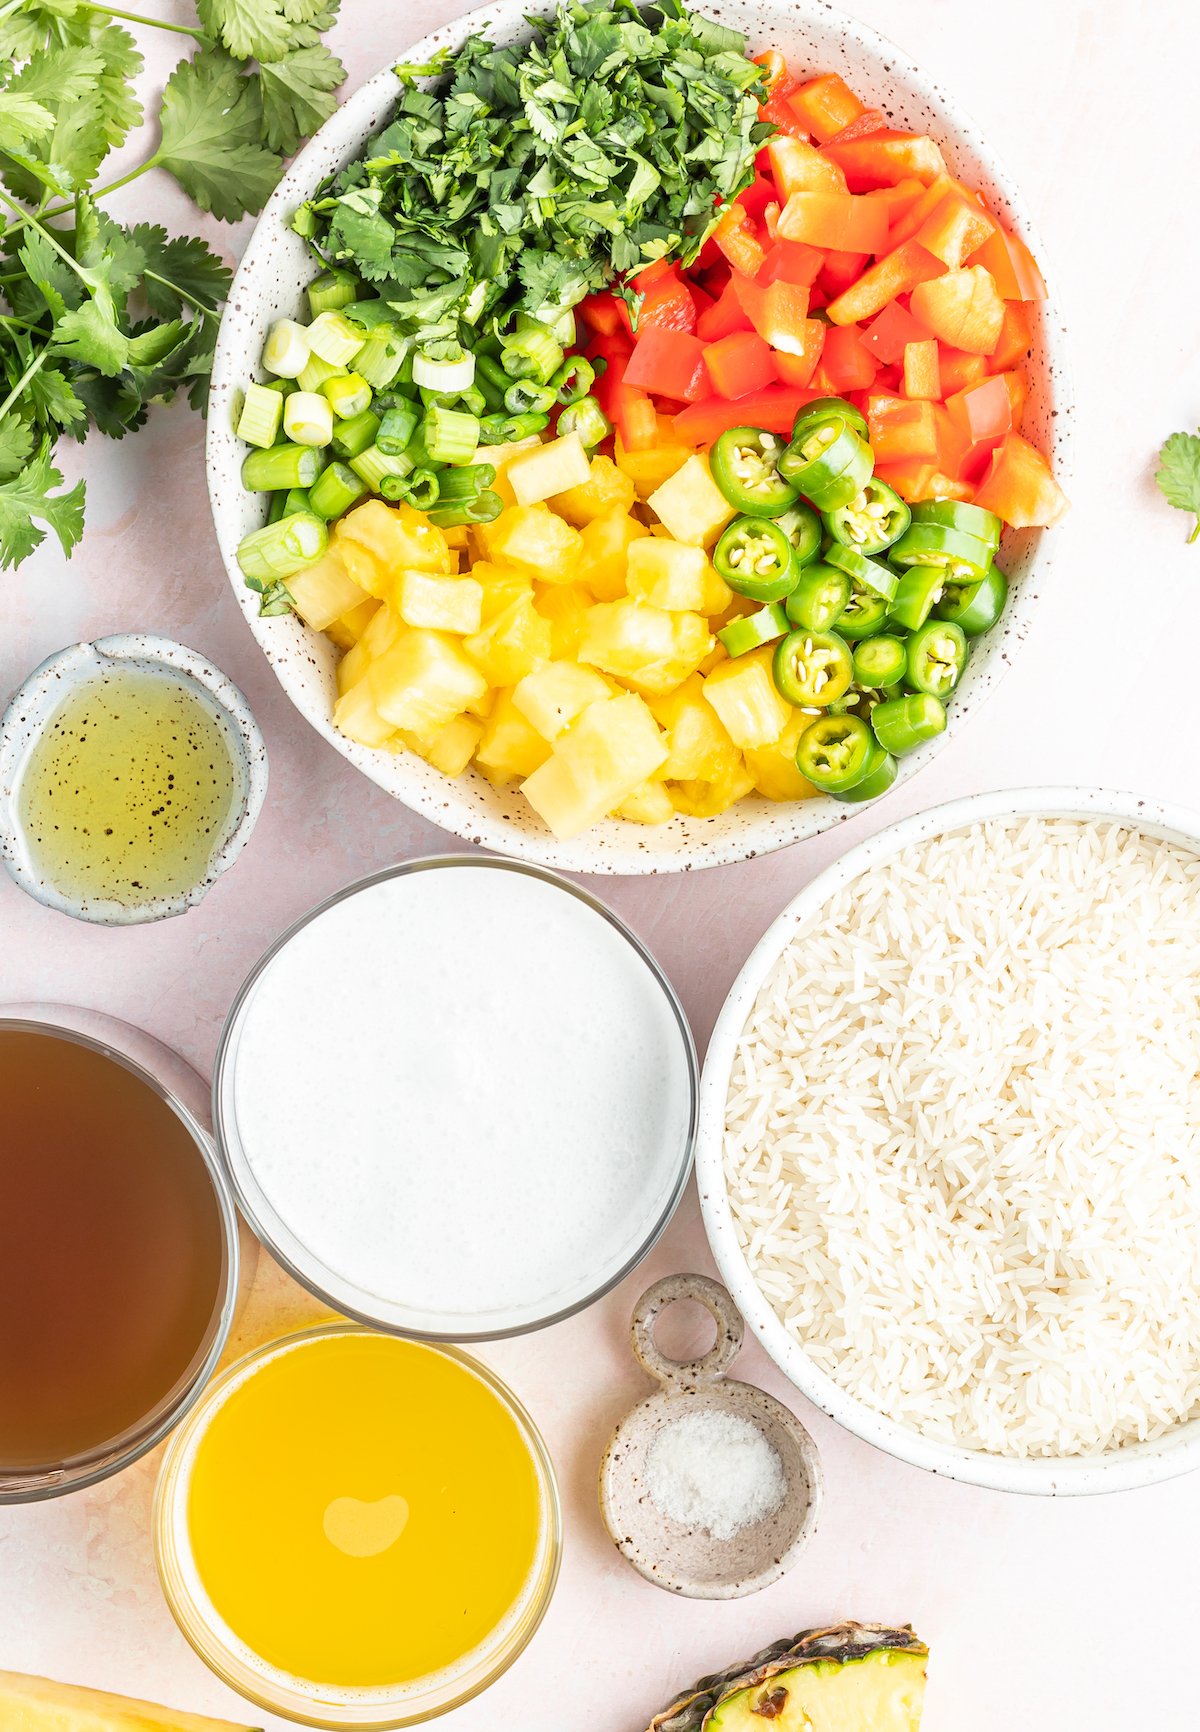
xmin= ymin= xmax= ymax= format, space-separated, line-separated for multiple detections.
xmin=288 ymin=429 xmax=818 ymax=839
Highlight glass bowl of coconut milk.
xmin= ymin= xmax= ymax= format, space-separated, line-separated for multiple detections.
xmin=214 ymin=857 xmax=697 ymax=1339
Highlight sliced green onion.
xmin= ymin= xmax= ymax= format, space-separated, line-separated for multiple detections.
xmin=307 ymin=310 xmax=364 ymax=366
xmin=267 ymin=489 xmax=288 ymax=523
xmin=427 ymin=488 xmax=504 ymax=528
xmin=550 ymin=355 xmax=595 ymax=405
xmin=322 ymin=371 xmax=372 ymax=420
xmin=423 ymin=404 xmax=480 ymax=465
xmin=237 ymin=511 xmax=327 ymax=581
xmin=377 ymin=402 xmax=420 ymax=456
xmin=382 ymin=468 xmax=440 ymax=509
xmin=504 ymin=379 xmax=557 ymax=415
xmin=236 ymin=382 xmax=284 ymax=448
xmin=435 ymin=463 xmax=496 ymax=503
xmin=502 ymin=320 xmax=563 ymax=384
xmin=352 ymin=325 xmax=406 ymax=391
xmin=309 ymin=461 xmax=368 ymax=520
xmin=349 ymin=444 xmax=415 ymax=492
xmin=411 ymin=349 xmax=476 ymax=394
xmin=525 ymin=303 xmax=577 ymax=348
xmin=242 ymin=442 xmax=323 ymax=491
xmin=262 ymin=318 xmax=310 ymax=379
xmin=283 ymin=391 xmax=334 ymax=447
xmin=296 ymin=351 xmax=344 ymax=393
xmin=331 ymin=409 xmax=381 ymax=462
xmin=281 ymin=487 xmax=312 ymax=518
xmin=307 ymin=268 xmax=359 ymax=319
xmin=557 ymin=394 xmax=611 ymax=449
xmin=475 ymin=352 xmax=510 ymax=411
xmin=458 ymin=385 xmax=487 ymax=418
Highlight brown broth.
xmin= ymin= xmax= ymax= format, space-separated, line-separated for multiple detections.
xmin=0 ymin=1026 xmax=227 ymax=1474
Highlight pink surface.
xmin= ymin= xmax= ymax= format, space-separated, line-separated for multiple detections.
xmin=2 ymin=0 xmax=1200 ymax=1727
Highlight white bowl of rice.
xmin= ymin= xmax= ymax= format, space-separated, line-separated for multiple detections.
xmin=697 ymin=786 xmax=1200 ymax=1494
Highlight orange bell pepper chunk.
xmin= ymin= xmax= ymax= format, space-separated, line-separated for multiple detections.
xmin=823 ymin=131 xmax=947 ymax=192
xmin=696 ymin=277 xmax=754 ymax=343
xmin=917 ymin=192 xmax=996 ymax=269
xmin=864 ymin=178 xmax=926 ymax=226
xmin=972 ymin=432 xmax=1068 ymax=528
xmin=902 ymin=338 xmax=940 ymax=400
xmin=674 ymin=385 xmax=817 ymax=442
xmin=712 ymin=204 xmax=766 ymax=278
xmin=873 ymin=459 xmax=939 ymax=503
xmin=910 ymin=266 xmax=1005 ymax=354
xmin=946 ymin=374 xmax=1012 ymax=446
xmin=787 ymin=73 xmax=864 ymax=144
xmin=702 ymin=329 xmax=778 ymax=400
xmin=752 ymin=48 xmax=790 ymax=96
xmin=1000 ymin=369 xmax=1028 ymax=426
xmin=868 ymin=394 xmax=939 ymax=464
xmin=613 ymin=384 xmax=658 ymax=451
xmin=766 ymin=134 xmax=847 ymax=197
xmin=731 ymin=276 xmax=812 ymax=355
xmin=817 ymin=249 xmax=870 ymax=300
xmin=970 ymin=220 xmax=1047 ymax=300
xmin=826 ymin=107 xmax=887 ymax=146
xmin=775 ymin=189 xmax=889 ymax=255
xmin=932 ymin=402 xmax=978 ymax=481
xmin=757 ymin=239 xmax=825 ymax=287
xmin=824 ymin=239 xmax=945 ymax=326
xmin=988 ymin=300 xmax=1034 ymax=372
xmin=886 ymin=172 xmax=973 ymax=248
xmin=924 ymin=472 xmax=975 ymax=503
xmin=861 ymin=300 xmax=927 ymax=365
xmin=814 ymin=324 xmax=877 ymax=393
xmin=773 ymin=321 xmax=826 ymax=388
xmin=938 ymin=344 xmax=989 ymax=396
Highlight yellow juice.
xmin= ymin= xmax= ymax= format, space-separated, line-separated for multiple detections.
xmin=182 ymin=1330 xmax=545 ymax=1691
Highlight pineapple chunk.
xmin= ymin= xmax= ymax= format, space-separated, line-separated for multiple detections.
xmin=332 ymin=533 xmax=387 ymax=599
xmin=333 ymin=676 xmax=395 ymax=747
xmin=578 ymin=597 xmax=713 ymax=696
xmin=700 ymin=562 xmax=734 ymax=615
xmin=534 ymin=583 xmax=593 ymax=660
xmin=647 ymin=454 xmax=737 ymax=547
xmin=616 ymin=779 xmax=675 ymax=824
xmin=0 ymin=1670 xmax=257 ymax=1732
xmin=576 ymin=510 xmax=648 ymax=602
xmin=288 ymin=549 xmax=371 ymax=632
xmin=745 ymin=708 xmax=821 ymax=801
xmin=473 ymin=561 xmax=533 ymax=625
xmin=475 ymin=436 xmax=544 ymax=509
xmin=475 ymin=690 xmax=552 ymax=784
xmin=337 ymin=597 xmax=380 ymax=642
xmin=464 ymin=591 xmax=552 ymax=686
xmin=668 ymin=758 xmax=756 ymax=816
xmin=337 ymin=498 xmax=453 ymax=575
xmin=420 ymin=713 xmax=484 ymax=777
xmin=483 ymin=504 xmax=582 ymax=583
xmin=368 ymin=629 xmax=487 ymax=734
xmin=394 ymin=570 xmax=483 ymax=634
xmin=513 ymin=661 xmax=612 ymax=741
xmin=507 ymin=433 xmax=591 ymax=506
xmin=615 ymin=428 xmax=694 ymax=496
xmin=626 ymin=538 xmax=710 ymax=611
xmin=521 ymin=693 xmax=668 ymax=838
xmin=701 ymin=648 xmax=792 ymax=749
xmin=552 ymin=456 xmax=637 ymax=526
xmin=648 ymin=674 xmax=741 ymax=782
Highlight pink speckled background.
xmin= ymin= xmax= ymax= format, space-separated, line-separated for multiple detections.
xmin=2 ymin=1 xmax=1200 ymax=1728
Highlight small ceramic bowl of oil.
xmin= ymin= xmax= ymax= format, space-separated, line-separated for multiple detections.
xmin=0 ymin=634 xmax=267 ymax=925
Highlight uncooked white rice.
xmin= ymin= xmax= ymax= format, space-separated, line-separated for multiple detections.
xmin=723 ymin=817 xmax=1200 ymax=1458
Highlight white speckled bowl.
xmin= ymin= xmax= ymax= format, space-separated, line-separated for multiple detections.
xmin=209 ymin=1 xmax=1073 ymax=875
xmin=698 ymin=786 xmax=1200 ymax=1496
xmin=0 ymin=634 xmax=267 ymax=925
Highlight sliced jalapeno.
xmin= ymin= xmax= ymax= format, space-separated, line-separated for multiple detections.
xmin=835 ymin=583 xmax=890 ymax=640
xmin=714 ymin=516 xmax=797 ymax=601
xmin=934 ymin=563 xmax=1008 ymax=636
xmin=910 ymin=498 xmax=1002 ymax=553
xmin=871 ymin=692 xmax=947 ymax=755
xmin=852 ymin=634 xmax=907 ymax=690
xmin=791 ymin=395 xmax=869 ymax=445
xmin=833 ymin=743 xmax=897 ymax=802
xmin=710 ymin=426 xmax=799 ymax=517
xmin=773 ymin=629 xmax=854 ymax=708
xmin=889 ymin=521 xmax=992 ymax=583
xmin=796 ymin=712 xmax=890 ymax=795
xmin=824 ymin=541 xmax=898 ymax=602
xmin=785 ymin=561 xmax=851 ymax=633
xmin=778 ymin=415 xmax=873 ymax=512
xmin=825 ymin=480 xmax=911 ymax=557
xmin=717 ymin=603 xmax=790 ymax=658
xmin=775 ymin=502 xmax=823 ymax=568
xmin=888 ymin=564 xmax=947 ymax=633
xmin=906 ymin=619 xmax=968 ymax=698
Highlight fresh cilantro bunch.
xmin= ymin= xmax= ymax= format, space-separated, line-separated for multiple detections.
xmin=1156 ymin=429 xmax=1200 ymax=544
xmin=0 ymin=0 xmax=346 ymax=572
xmin=299 ymin=0 xmax=768 ymax=351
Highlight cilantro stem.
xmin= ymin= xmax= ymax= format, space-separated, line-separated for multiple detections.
xmin=3 ymin=160 xmax=157 ymax=238
xmin=143 ymin=269 xmax=218 ymax=320
xmin=68 ymin=1 xmax=209 ymax=41
xmin=0 ymin=345 xmax=50 ymax=423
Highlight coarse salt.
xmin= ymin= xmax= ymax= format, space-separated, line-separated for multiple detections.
xmin=643 ymin=1409 xmax=785 ymax=1541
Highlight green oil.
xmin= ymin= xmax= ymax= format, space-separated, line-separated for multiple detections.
xmin=17 ymin=667 xmax=241 ymax=907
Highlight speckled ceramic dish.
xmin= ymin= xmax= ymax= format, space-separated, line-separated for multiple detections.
xmin=0 ymin=634 xmax=267 ymax=925
xmin=697 ymin=785 xmax=1200 ymax=1496
xmin=599 ymin=1273 xmax=821 ymax=1597
xmin=208 ymin=0 xmax=1073 ymax=875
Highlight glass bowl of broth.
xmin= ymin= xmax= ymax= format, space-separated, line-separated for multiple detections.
xmin=0 ymin=1004 xmax=247 ymax=1502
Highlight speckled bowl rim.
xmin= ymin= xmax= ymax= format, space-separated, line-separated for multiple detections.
xmin=0 ymin=634 xmax=268 ymax=925
xmin=697 ymin=785 xmax=1200 ymax=1496
xmin=208 ymin=0 xmax=1074 ymax=876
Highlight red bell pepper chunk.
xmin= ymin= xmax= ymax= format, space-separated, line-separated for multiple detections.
xmin=736 ymin=174 xmax=777 ymax=227
xmin=773 ymin=322 xmax=826 ymax=388
xmin=946 ymin=374 xmax=1012 ymax=446
xmin=825 ymin=239 xmax=944 ymax=326
xmin=576 ymin=291 xmax=626 ymax=338
xmin=757 ymin=239 xmax=825 ymax=287
xmin=702 ymin=329 xmax=778 ymax=399
xmin=613 ymin=384 xmax=659 ymax=451
xmin=910 ymin=266 xmax=1005 ymax=354
xmin=861 ymin=300 xmax=928 ymax=364
xmin=937 ymin=345 xmax=989 ymax=397
xmin=825 ymin=107 xmax=887 ymax=146
xmin=766 ymin=134 xmax=847 ymax=197
xmin=686 ymin=281 xmax=716 ymax=319
xmin=635 ymin=268 xmax=698 ymax=335
xmin=590 ymin=335 xmax=632 ymax=422
xmin=759 ymin=86 xmax=809 ymax=138
xmin=752 ymin=48 xmax=792 ymax=97
xmin=864 ymin=178 xmax=926 ymax=226
xmin=776 ymin=189 xmax=888 ymax=255
xmin=917 ymin=192 xmax=996 ymax=269
xmin=1000 ymin=369 xmax=1028 ymax=427
xmin=623 ymin=327 xmax=708 ymax=402
xmin=988 ymin=301 xmax=1034 ymax=372
xmin=873 ymin=460 xmax=939 ymax=503
xmin=674 ymin=385 xmax=817 ymax=443
xmin=787 ymin=73 xmax=864 ymax=144
xmin=931 ymin=402 xmax=980 ymax=482
xmin=817 ymin=250 xmax=870 ymax=300
xmin=824 ymin=131 xmax=948 ymax=192
xmin=813 ymin=324 xmax=877 ymax=393
xmin=969 ymin=220 xmax=1047 ymax=300
xmin=973 ymin=432 xmax=1068 ymax=527
xmin=867 ymin=394 xmax=939 ymax=464
xmin=696 ymin=277 xmax=754 ymax=343
xmin=730 ymin=276 xmax=812 ymax=356
xmin=901 ymin=338 xmax=940 ymax=400
xmin=712 ymin=204 xmax=767 ymax=278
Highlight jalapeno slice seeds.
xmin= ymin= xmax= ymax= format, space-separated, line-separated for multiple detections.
xmin=835 ymin=583 xmax=891 ymax=639
xmin=710 ymin=427 xmax=800 ymax=517
xmin=905 ymin=619 xmax=968 ymax=698
xmin=826 ymin=479 xmax=911 ymax=556
xmin=934 ymin=563 xmax=1008 ymax=636
xmin=714 ymin=516 xmax=798 ymax=601
xmin=785 ymin=561 xmax=851 ymax=632
xmin=778 ymin=415 xmax=874 ymax=512
xmin=773 ymin=629 xmax=854 ymax=708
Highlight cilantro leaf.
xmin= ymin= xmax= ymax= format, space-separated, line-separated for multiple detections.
xmin=0 ymin=415 xmax=35 ymax=481
xmin=0 ymin=93 xmax=55 ymax=152
xmin=1156 ymin=430 xmax=1200 ymax=544
xmin=256 ymin=42 xmax=345 ymax=155
xmin=25 ymin=361 xmax=87 ymax=431
xmin=196 ymin=0 xmax=293 ymax=64
xmin=0 ymin=435 xmax=85 ymax=570
xmin=155 ymin=50 xmax=282 ymax=221
xmin=129 ymin=225 xmax=232 ymax=319
xmin=52 ymin=299 xmax=130 ymax=375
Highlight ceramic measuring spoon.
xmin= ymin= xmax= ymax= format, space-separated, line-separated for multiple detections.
xmin=599 ymin=1272 xmax=822 ymax=1599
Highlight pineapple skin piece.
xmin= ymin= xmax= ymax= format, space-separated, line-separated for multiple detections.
xmin=0 ymin=1670 xmax=261 ymax=1732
